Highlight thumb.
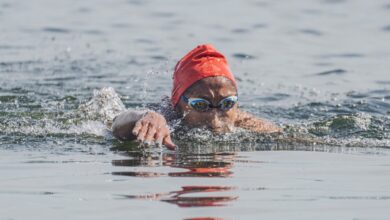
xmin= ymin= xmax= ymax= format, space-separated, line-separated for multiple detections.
xmin=163 ymin=135 xmax=176 ymax=150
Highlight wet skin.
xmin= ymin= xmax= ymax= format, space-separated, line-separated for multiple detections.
xmin=113 ymin=76 xmax=281 ymax=149
xmin=176 ymin=76 xmax=238 ymax=133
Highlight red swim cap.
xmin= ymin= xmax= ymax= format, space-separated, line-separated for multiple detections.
xmin=171 ymin=44 xmax=237 ymax=107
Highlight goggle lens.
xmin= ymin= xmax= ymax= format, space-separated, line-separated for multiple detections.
xmin=219 ymin=96 xmax=238 ymax=111
xmin=190 ymin=99 xmax=210 ymax=111
xmin=183 ymin=96 xmax=238 ymax=112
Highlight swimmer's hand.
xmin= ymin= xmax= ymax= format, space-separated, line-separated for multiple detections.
xmin=132 ymin=111 xmax=175 ymax=150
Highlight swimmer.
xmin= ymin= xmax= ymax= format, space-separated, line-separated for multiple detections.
xmin=112 ymin=44 xmax=281 ymax=149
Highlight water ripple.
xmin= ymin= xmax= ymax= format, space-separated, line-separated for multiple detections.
xmin=42 ymin=27 xmax=71 ymax=34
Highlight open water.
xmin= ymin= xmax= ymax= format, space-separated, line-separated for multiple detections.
xmin=1 ymin=0 xmax=390 ymax=219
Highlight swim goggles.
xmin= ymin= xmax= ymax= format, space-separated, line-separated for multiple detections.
xmin=181 ymin=95 xmax=238 ymax=112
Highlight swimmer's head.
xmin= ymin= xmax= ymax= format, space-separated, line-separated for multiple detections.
xmin=172 ymin=44 xmax=238 ymax=133
xmin=176 ymin=76 xmax=238 ymax=133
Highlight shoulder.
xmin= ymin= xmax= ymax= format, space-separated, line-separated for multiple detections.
xmin=235 ymin=109 xmax=281 ymax=133
xmin=148 ymin=96 xmax=180 ymax=123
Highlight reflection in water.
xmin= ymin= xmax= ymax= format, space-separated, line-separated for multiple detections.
xmin=112 ymin=160 xmax=233 ymax=177
xmin=112 ymin=149 xmax=238 ymax=207
xmin=111 ymin=150 xmax=235 ymax=178
xmin=184 ymin=218 xmax=226 ymax=220
xmin=123 ymin=185 xmax=237 ymax=207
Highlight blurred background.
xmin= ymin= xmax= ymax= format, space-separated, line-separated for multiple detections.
xmin=1 ymin=1 xmax=390 ymax=219
xmin=2 ymin=0 xmax=389 ymax=102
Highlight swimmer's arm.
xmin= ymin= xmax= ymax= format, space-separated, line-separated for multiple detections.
xmin=112 ymin=110 xmax=145 ymax=141
xmin=112 ymin=110 xmax=175 ymax=149
xmin=235 ymin=110 xmax=281 ymax=133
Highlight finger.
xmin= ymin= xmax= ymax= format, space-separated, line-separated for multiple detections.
xmin=132 ymin=120 xmax=143 ymax=136
xmin=144 ymin=126 xmax=157 ymax=145
xmin=163 ymin=135 xmax=176 ymax=150
xmin=154 ymin=130 xmax=164 ymax=147
xmin=136 ymin=122 xmax=149 ymax=142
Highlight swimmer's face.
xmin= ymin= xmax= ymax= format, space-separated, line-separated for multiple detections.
xmin=176 ymin=76 xmax=238 ymax=133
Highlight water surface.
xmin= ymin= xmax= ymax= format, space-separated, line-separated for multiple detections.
xmin=1 ymin=0 xmax=390 ymax=219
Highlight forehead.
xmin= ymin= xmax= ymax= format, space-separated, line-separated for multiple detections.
xmin=185 ymin=76 xmax=237 ymax=98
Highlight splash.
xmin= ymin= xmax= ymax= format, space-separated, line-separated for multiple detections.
xmin=77 ymin=87 xmax=126 ymax=126
xmin=0 ymin=87 xmax=126 ymax=146
xmin=171 ymin=112 xmax=390 ymax=151
xmin=1 ymin=86 xmax=389 ymax=151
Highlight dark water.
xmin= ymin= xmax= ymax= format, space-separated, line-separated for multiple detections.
xmin=1 ymin=0 xmax=390 ymax=219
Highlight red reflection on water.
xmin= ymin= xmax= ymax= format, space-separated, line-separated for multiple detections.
xmin=168 ymin=165 xmax=233 ymax=177
xmin=164 ymin=185 xmax=237 ymax=207
xmin=124 ymin=185 xmax=237 ymax=207
xmin=113 ymin=152 xmax=238 ymax=207
xmin=111 ymin=166 xmax=232 ymax=178
xmin=112 ymin=152 xmax=235 ymax=178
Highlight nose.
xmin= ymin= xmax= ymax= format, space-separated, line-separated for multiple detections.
xmin=208 ymin=109 xmax=223 ymax=130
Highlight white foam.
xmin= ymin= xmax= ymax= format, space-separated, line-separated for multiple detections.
xmin=77 ymin=87 xmax=126 ymax=125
